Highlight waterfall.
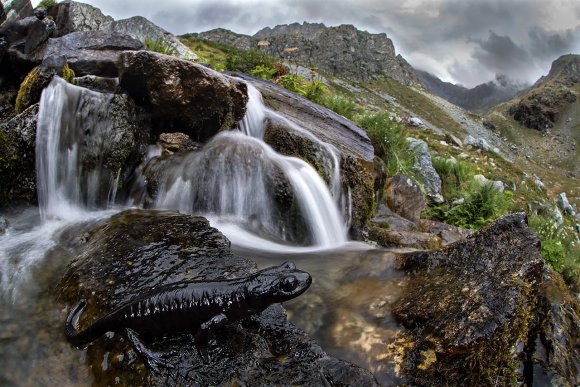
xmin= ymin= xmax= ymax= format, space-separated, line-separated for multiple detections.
xmin=36 ymin=77 xmax=118 ymax=220
xmin=155 ymin=83 xmax=348 ymax=248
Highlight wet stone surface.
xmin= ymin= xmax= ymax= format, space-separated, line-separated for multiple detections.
xmin=55 ymin=209 xmax=377 ymax=385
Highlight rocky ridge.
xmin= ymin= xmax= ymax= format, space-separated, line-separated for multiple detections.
xmin=194 ymin=22 xmax=417 ymax=85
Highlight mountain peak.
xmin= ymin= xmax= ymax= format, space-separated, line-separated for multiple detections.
xmin=536 ymin=54 xmax=580 ymax=87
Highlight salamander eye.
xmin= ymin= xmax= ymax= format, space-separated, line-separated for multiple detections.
xmin=279 ymin=276 xmax=298 ymax=292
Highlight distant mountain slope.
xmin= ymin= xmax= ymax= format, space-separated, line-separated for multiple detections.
xmin=192 ymin=22 xmax=417 ymax=85
xmin=485 ymin=54 xmax=579 ymax=188
xmin=416 ymin=70 xmax=523 ymax=113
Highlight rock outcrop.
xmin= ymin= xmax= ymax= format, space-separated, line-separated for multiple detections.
xmin=197 ymin=22 xmax=417 ymax=85
xmin=407 ymin=137 xmax=444 ymax=203
xmin=119 ymin=51 xmax=248 ymax=141
xmin=390 ymin=213 xmax=580 ymax=385
xmin=506 ymin=54 xmax=579 ymax=131
xmin=55 ymin=209 xmax=378 ymax=385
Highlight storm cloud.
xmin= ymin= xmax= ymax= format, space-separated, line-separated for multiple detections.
xmin=40 ymin=0 xmax=580 ymax=88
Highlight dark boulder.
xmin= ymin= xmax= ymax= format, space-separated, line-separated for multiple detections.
xmin=118 ymin=50 xmax=248 ymax=142
xmin=388 ymin=213 xmax=580 ymax=385
xmin=42 ymin=31 xmax=144 ymax=76
xmin=49 ymin=0 xmax=114 ymax=37
xmin=55 ymin=209 xmax=377 ymax=385
xmin=0 ymin=103 xmax=37 ymax=207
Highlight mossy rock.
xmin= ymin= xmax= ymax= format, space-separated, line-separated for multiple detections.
xmin=15 ymin=60 xmax=75 ymax=114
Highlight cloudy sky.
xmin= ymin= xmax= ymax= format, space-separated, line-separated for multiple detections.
xmin=36 ymin=0 xmax=580 ymax=88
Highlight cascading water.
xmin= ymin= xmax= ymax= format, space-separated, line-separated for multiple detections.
xmin=36 ymin=77 xmax=120 ymax=220
xmin=154 ymin=83 xmax=348 ymax=249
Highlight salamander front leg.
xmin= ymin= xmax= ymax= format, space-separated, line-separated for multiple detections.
xmin=194 ymin=313 xmax=229 ymax=363
xmin=123 ymin=328 xmax=174 ymax=373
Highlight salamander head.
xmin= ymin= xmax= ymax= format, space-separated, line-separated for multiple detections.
xmin=248 ymin=262 xmax=312 ymax=306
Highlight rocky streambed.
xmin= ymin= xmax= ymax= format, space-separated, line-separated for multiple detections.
xmin=0 ymin=1 xmax=579 ymax=386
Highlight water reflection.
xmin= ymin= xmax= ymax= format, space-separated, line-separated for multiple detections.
xmin=233 ymin=243 xmax=407 ymax=385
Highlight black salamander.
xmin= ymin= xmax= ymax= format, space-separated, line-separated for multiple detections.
xmin=65 ymin=261 xmax=312 ymax=371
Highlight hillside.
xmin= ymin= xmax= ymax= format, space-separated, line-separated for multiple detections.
xmin=485 ymin=54 xmax=579 ymax=201
xmin=191 ymin=22 xmax=417 ymax=85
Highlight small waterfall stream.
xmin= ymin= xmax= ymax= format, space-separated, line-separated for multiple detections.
xmin=0 ymin=76 xmax=402 ymax=385
xmin=155 ymin=83 xmax=347 ymax=249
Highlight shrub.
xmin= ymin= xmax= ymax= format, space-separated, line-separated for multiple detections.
xmin=225 ymin=49 xmax=274 ymax=73
xmin=250 ymin=65 xmax=277 ymax=80
xmin=355 ymin=112 xmax=416 ymax=177
xmin=276 ymin=74 xmax=306 ymax=95
xmin=528 ymin=215 xmax=578 ymax=274
xmin=304 ymin=79 xmax=326 ymax=104
xmin=432 ymin=157 xmax=475 ymax=200
xmin=443 ymin=182 xmax=512 ymax=230
xmin=144 ymin=37 xmax=177 ymax=56
xmin=322 ymin=95 xmax=358 ymax=119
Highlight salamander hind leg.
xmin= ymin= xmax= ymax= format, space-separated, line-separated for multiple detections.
xmin=123 ymin=328 xmax=175 ymax=374
xmin=194 ymin=313 xmax=229 ymax=363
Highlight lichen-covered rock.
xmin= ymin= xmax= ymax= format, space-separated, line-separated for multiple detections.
xmin=407 ymin=137 xmax=444 ymax=203
xmin=101 ymin=16 xmax=198 ymax=60
xmin=0 ymin=103 xmax=37 ymax=206
xmin=385 ymin=174 xmax=425 ymax=222
xmin=49 ymin=0 xmax=113 ymax=36
xmin=55 ymin=209 xmax=377 ymax=385
xmin=158 ymin=132 xmax=198 ymax=154
xmin=119 ymin=50 xmax=248 ymax=142
xmin=388 ymin=213 xmax=580 ymax=386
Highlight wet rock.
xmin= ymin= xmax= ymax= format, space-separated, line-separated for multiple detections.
xmin=158 ymin=132 xmax=198 ymax=154
xmin=72 ymin=75 xmax=119 ymax=93
xmin=119 ymin=51 xmax=248 ymax=142
xmin=0 ymin=103 xmax=38 ymax=206
xmin=368 ymin=226 xmax=442 ymax=250
xmin=418 ymin=219 xmax=471 ymax=246
xmin=385 ymin=175 xmax=425 ymax=223
xmin=233 ymin=73 xmax=374 ymax=162
xmin=0 ymin=215 xmax=7 ymax=234
xmin=234 ymin=73 xmax=374 ymax=238
xmin=55 ymin=209 xmax=377 ymax=385
xmin=389 ymin=213 xmax=580 ymax=385
xmin=406 ymin=138 xmax=444 ymax=203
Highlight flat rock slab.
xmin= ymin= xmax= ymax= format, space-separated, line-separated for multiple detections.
xmin=55 ymin=209 xmax=376 ymax=385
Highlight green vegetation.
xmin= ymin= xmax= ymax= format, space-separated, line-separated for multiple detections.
xmin=431 ymin=157 xmax=476 ymax=200
xmin=322 ymin=95 xmax=358 ymax=119
xmin=529 ymin=215 xmax=580 ymax=288
xmin=355 ymin=111 xmax=416 ymax=177
xmin=37 ymin=0 xmax=58 ymax=8
xmin=15 ymin=63 xmax=75 ymax=113
xmin=225 ymin=49 xmax=274 ymax=73
xmin=144 ymin=38 xmax=177 ymax=56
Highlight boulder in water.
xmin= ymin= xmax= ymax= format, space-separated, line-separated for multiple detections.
xmin=55 ymin=209 xmax=378 ymax=385
xmin=388 ymin=213 xmax=580 ymax=385
xmin=119 ymin=50 xmax=248 ymax=142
